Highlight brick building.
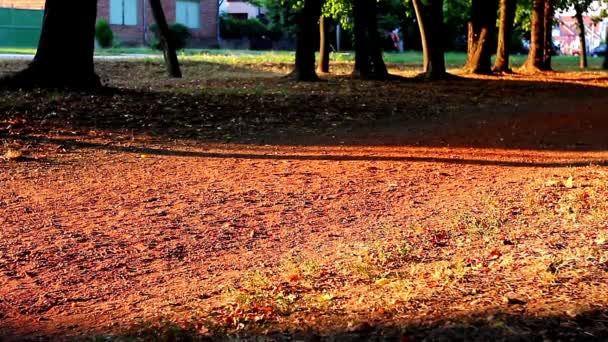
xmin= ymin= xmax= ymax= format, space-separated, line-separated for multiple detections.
xmin=98 ymin=0 xmax=218 ymax=47
xmin=0 ymin=0 xmax=219 ymax=47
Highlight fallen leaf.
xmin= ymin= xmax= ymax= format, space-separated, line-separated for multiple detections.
xmin=564 ymin=176 xmax=574 ymax=188
xmin=375 ymin=278 xmax=390 ymax=286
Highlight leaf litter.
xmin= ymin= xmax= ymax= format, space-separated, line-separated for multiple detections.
xmin=0 ymin=60 xmax=608 ymax=340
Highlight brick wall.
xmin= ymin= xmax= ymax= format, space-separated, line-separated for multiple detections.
xmin=0 ymin=0 xmax=45 ymax=9
xmin=97 ymin=0 xmax=218 ymax=47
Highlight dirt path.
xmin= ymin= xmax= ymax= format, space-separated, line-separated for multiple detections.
xmin=1 ymin=63 xmax=608 ymax=340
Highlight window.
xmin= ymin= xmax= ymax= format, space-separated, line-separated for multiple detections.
xmin=110 ymin=0 xmax=137 ymax=26
xmin=176 ymin=0 xmax=200 ymax=29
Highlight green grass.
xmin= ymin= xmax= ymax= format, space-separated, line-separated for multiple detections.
xmin=0 ymin=47 xmax=37 ymax=54
xmin=1 ymin=46 xmax=605 ymax=71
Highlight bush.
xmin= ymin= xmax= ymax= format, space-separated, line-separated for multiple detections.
xmin=220 ymin=16 xmax=270 ymax=40
xmin=149 ymin=23 xmax=191 ymax=50
xmin=95 ymin=19 xmax=114 ymax=48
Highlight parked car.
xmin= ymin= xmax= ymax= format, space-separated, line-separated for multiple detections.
xmin=591 ymin=44 xmax=607 ymax=57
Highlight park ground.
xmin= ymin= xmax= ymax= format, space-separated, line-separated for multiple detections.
xmin=1 ymin=54 xmax=608 ymax=340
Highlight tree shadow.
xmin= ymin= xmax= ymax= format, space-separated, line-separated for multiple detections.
xmin=9 ymin=135 xmax=608 ymax=168
xmin=1 ymin=68 xmax=608 ymax=154
xmin=1 ymin=307 xmax=607 ymax=341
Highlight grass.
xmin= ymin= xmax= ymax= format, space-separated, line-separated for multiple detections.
xmin=1 ymin=46 xmax=606 ymax=71
xmin=0 ymin=47 xmax=37 ymax=54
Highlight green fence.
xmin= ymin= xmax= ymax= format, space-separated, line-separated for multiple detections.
xmin=0 ymin=7 xmax=43 ymax=47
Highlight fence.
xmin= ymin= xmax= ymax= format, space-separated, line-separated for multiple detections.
xmin=0 ymin=7 xmax=43 ymax=47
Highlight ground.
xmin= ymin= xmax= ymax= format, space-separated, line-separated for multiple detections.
xmin=1 ymin=58 xmax=608 ymax=341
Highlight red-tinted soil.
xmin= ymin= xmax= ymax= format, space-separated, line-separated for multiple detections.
xmin=1 ymin=61 xmax=608 ymax=340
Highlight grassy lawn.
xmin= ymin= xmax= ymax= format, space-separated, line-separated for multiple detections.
xmin=1 ymin=46 xmax=605 ymax=71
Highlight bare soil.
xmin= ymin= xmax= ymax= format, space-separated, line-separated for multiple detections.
xmin=1 ymin=60 xmax=608 ymax=341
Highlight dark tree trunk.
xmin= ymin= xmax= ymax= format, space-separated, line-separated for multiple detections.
xmin=412 ymin=0 xmax=447 ymax=79
xmin=542 ymin=0 xmax=554 ymax=70
xmin=317 ymin=16 xmax=330 ymax=73
xmin=289 ymin=0 xmax=322 ymax=81
xmin=463 ymin=0 xmax=498 ymax=74
xmin=522 ymin=0 xmax=546 ymax=72
xmin=574 ymin=6 xmax=588 ymax=69
xmin=0 ymin=0 xmax=100 ymax=88
xmin=352 ymin=0 xmax=388 ymax=80
xmin=493 ymin=0 xmax=516 ymax=72
xmin=149 ymin=0 xmax=182 ymax=78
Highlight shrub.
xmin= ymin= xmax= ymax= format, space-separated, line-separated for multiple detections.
xmin=149 ymin=23 xmax=192 ymax=50
xmin=95 ymin=19 xmax=114 ymax=48
xmin=220 ymin=16 xmax=269 ymax=40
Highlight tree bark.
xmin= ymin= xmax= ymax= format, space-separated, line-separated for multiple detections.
xmin=149 ymin=0 xmax=182 ymax=78
xmin=352 ymin=0 xmax=388 ymax=80
xmin=289 ymin=0 xmax=322 ymax=81
xmin=0 ymin=0 xmax=100 ymax=88
xmin=317 ymin=16 xmax=330 ymax=73
xmin=521 ymin=0 xmax=546 ymax=72
xmin=541 ymin=0 xmax=554 ymax=70
xmin=412 ymin=0 xmax=447 ymax=79
xmin=150 ymin=0 xmax=182 ymax=78
xmin=463 ymin=0 xmax=498 ymax=74
xmin=574 ymin=6 xmax=588 ymax=69
xmin=493 ymin=0 xmax=516 ymax=72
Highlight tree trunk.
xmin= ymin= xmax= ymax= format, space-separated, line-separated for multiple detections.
xmin=463 ymin=0 xmax=498 ymax=74
xmin=289 ymin=0 xmax=322 ymax=81
xmin=149 ymin=0 xmax=182 ymax=78
xmin=0 ymin=0 xmax=100 ymax=88
xmin=352 ymin=0 xmax=388 ymax=80
xmin=317 ymin=16 xmax=330 ymax=73
xmin=412 ymin=0 xmax=447 ymax=79
xmin=521 ymin=0 xmax=546 ymax=72
xmin=574 ymin=6 xmax=588 ymax=69
xmin=493 ymin=0 xmax=516 ymax=72
xmin=541 ymin=0 xmax=554 ymax=70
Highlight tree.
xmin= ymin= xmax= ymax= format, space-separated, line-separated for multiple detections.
xmin=289 ymin=0 xmax=323 ymax=81
xmin=352 ymin=0 xmax=389 ymax=79
xmin=463 ymin=0 xmax=499 ymax=74
xmin=557 ymin=0 xmax=605 ymax=69
xmin=542 ymin=0 xmax=555 ymax=69
xmin=521 ymin=0 xmax=552 ymax=72
xmin=412 ymin=0 xmax=448 ymax=79
xmin=494 ymin=0 xmax=517 ymax=72
xmin=317 ymin=16 xmax=330 ymax=73
xmin=149 ymin=0 xmax=182 ymax=78
xmin=0 ymin=0 xmax=100 ymax=88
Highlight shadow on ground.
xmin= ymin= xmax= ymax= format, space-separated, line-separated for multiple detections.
xmin=1 ymin=72 xmax=608 ymax=152
xmin=2 ymin=308 xmax=607 ymax=341
xmin=7 ymin=135 xmax=608 ymax=168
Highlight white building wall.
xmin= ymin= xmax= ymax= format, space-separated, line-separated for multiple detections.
xmin=219 ymin=1 xmax=264 ymax=19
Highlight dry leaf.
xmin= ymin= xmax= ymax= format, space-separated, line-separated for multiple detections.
xmin=375 ymin=278 xmax=390 ymax=286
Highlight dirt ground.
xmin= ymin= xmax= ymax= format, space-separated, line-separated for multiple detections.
xmin=1 ymin=60 xmax=608 ymax=341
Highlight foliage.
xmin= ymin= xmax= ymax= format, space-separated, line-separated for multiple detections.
xmin=220 ymin=15 xmax=275 ymax=39
xmin=149 ymin=23 xmax=191 ymax=50
xmin=95 ymin=19 xmax=114 ymax=48
xmin=251 ymin=0 xmax=300 ymax=37
xmin=443 ymin=0 xmax=471 ymax=50
xmin=322 ymin=0 xmax=353 ymax=30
